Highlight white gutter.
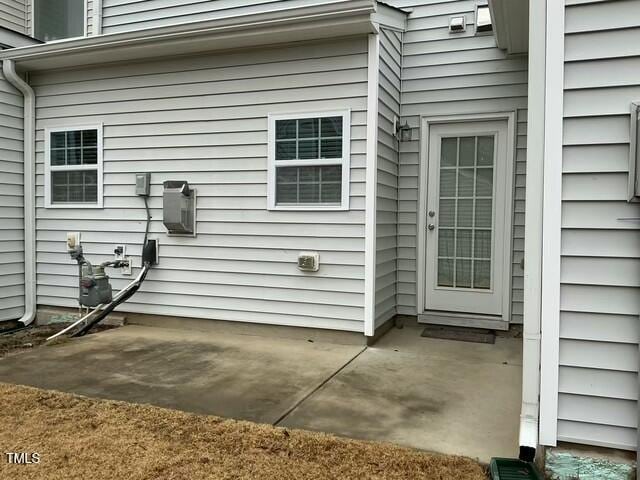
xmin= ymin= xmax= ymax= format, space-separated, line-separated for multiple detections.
xmin=3 ymin=60 xmax=36 ymax=327
xmin=0 ymin=0 xmax=376 ymax=68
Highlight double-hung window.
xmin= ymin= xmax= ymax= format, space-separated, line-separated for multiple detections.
xmin=45 ymin=126 xmax=103 ymax=208
xmin=34 ymin=0 xmax=86 ymax=42
xmin=268 ymin=111 xmax=350 ymax=210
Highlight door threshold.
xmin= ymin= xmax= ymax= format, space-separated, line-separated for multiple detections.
xmin=418 ymin=311 xmax=508 ymax=331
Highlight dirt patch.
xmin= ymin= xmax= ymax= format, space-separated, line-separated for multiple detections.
xmin=0 ymin=324 xmax=115 ymax=359
xmin=0 ymin=383 xmax=488 ymax=480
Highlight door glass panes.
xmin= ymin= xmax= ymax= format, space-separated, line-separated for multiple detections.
xmin=436 ymin=135 xmax=495 ymax=289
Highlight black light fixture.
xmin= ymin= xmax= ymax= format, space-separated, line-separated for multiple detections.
xmin=396 ymin=120 xmax=412 ymax=142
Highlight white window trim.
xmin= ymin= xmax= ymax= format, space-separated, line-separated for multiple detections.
xmin=267 ymin=110 xmax=351 ymax=211
xmin=44 ymin=124 xmax=104 ymax=209
xmin=32 ymin=0 xmax=88 ymax=42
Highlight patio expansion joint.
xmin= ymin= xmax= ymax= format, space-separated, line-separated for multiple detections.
xmin=272 ymin=345 xmax=368 ymax=427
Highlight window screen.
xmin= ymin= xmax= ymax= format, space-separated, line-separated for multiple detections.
xmin=35 ymin=0 xmax=85 ymax=42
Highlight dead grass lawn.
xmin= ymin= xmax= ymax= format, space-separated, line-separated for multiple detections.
xmin=0 ymin=383 xmax=487 ymax=479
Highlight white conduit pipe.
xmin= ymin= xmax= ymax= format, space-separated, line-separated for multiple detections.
xmin=3 ymin=60 xmax=36 ymax=327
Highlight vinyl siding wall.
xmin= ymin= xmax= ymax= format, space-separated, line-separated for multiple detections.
xmin=100 ymin=0 xmax=344 ymax=35
xmin=386 ymin=0 xmax=528 ymax=322
xmin=0 ymin=66 xmax=25 ymax=321
xmin=558 ymin=0 xmax=640 ymax=450
xmin=0 ymin=0 xmax=27 ymax=34
xmin=374 ymin=27 xmax=402 ymax=328
xmin=31 ymin=37 xmax=369 ymax=332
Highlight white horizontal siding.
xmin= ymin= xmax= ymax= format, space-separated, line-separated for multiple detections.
xmin=31 ymin=37 xmax=368 ymax=332
xmin=375 ymin=28 xmax=402 ymax=328
xmin=558 ymin=0 xmax=640 ymax=450
xmin=24 ymin=0 xmax=30 ymax=36
xmin=0 ymin=67 xmax=25 ymax=321
xmin=387 ymin=0 xmax=528 ymax=322
xmin=101 ymin=0 xmax=342 ymax=34
xmin=0 ymin=0 xmax=27 ymax=34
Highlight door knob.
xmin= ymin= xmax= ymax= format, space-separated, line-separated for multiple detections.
xmin=428 ymin=210 xmax=436 ymax=217
xmin=428 ymin=224 xmax=435 ymax=231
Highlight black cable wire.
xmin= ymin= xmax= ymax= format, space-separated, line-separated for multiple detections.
xmin=143 ymin=195 xmax=151 ymax=249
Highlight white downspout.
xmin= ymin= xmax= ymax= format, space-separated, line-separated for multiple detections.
xmin=3 ymin=59 xmax=36 ymax=326
xmin=519 ymin=0 xmax=546 ymax=461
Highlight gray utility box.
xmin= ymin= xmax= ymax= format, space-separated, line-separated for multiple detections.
xmin=163 ymin=180 xmax=195 ymax=235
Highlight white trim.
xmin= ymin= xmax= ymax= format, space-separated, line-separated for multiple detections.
xmin=364 ymin=33 xmax=379 ymax=337
xmin=629 ymin=102 xmax=639 ymax=202
xmin=416 ymin=112 xmax=515 ymax=324
xmin=266 ymin=110 xmax=351 ymax=211
xmin=44 ymin=124 xmax=104 ymax=209
xmin=539 ymin=0 xmax=564 ymax=447
xmin=92 ymin=0 xmax=103 ymax=36
xmin=32 ymin=0 xmax=89 ymax=42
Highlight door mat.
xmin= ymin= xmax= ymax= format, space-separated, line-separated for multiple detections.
xmin=490 ymin=458 xmax=543 ymax=480
xmin=421 ymin=325 xmax=496 ymax=344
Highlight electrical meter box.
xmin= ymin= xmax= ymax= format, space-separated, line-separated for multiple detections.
xmin=135 ymin=172 xmax=151 ymax=196
xmin=162 ymin=180 xmax=196 ymax=235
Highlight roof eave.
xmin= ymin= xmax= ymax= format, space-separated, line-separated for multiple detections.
xmin=0 ymin=26 xmax=41 ymax=50
xmin=489 ymin=0 xmax=529 ymax=55
xmin=0 ymin=0 xmax=377 ymax=71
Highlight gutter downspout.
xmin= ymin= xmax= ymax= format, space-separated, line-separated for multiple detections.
xmin=3 ymin=59 xmax=36 ymax=326
xmin=519 ymin=0 xmax=546 ymax=462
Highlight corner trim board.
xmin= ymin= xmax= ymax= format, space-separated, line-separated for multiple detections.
xmin=364 ymin=33 xmax=379 ymax=337
xmin=538 ymin=0 xmax=564 ymax=446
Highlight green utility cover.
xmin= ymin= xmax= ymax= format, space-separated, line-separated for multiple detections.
xmin=490 ymin=458 xmax=543 ymax=480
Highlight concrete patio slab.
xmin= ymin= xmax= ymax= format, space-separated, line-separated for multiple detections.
xmin=0 ymin=320 xmax=522 ymax=462
xmin=0 ymin=325 xmax=364 ymax=424
xmin=280 ymin=323 xmax=522 ymax=463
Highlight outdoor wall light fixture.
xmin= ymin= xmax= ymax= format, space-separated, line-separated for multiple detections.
xmin=396 ymin=120 xmax=412 ymax=142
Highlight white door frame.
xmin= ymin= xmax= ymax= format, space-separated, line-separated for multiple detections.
xmin=417 ymin=112 xmax=516 ymax=325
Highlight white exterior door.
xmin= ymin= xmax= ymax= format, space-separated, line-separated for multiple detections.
xmin=424 ymin=120 xmax=510 ymax=317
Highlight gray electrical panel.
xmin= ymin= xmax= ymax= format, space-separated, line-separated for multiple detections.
xmin=163 ymin=180 xmax=195 ymax=235
xmin=136 ymin=172 xmax=151 ymax=196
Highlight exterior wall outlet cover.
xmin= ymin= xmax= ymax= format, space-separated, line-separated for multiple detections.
xmin=298 ymin=252 xmax=320 ymax=272
xmin=66 ymin=232 xmax=81 ymax=251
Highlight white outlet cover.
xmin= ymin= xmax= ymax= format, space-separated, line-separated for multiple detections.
xmin=121 ymin=257 xmax=132 ymax=276
xmin=66 ymin=232 xmax=81 ymax=250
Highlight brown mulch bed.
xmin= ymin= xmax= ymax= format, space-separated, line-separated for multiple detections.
xmin=0 ymin=383 xmax=487 ymax=479
xmin=0 ymin=324 xmax=114 ymax=359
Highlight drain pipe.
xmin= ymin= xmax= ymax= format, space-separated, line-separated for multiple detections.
xmin=3 ymin=59 xmax=36 ymax=327
xmin=518 ymin=0 xmax=547 ymax=463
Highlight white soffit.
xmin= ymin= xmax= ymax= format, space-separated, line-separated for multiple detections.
xmin=489 ymin=0 xmax=529 ymax=54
